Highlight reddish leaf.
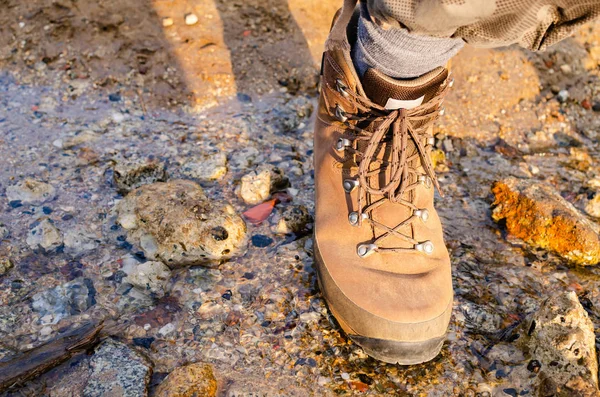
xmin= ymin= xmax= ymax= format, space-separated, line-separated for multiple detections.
xmin=243 ymin=199 xmax=277 ymax=224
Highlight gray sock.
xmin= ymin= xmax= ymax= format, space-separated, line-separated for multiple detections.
xmin=352 ymin=5 xmax=464 ymax=79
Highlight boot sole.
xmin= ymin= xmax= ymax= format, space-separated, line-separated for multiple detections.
xmin=348 ymin=334 xmax=445 ymax=365
xmin=314 ymin=240 xmax=447 ymax=365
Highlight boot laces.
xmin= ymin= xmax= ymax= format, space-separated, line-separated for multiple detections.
xmin=332 ymin=77 xmax=451 ymax=257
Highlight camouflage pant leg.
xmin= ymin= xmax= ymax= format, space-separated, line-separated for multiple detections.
xmin=365 ymin=0 xmax=600 ymax=50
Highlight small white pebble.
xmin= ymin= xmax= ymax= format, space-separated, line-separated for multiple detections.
xmin=18 ymin=22 xmax=25 ymax=28
xmin=162 ymin=17 xmax=174 ymax=27
xmin=341 ymin=372 xmax=350 ymax=380
xmin=185 ymin=13 xmax=198 ymax=26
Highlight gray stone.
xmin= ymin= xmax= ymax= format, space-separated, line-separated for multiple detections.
xmin=63 ymin=226 xmax=100 ymax=256
xmin=124 ymin=261 xmax=171 ymax=298
xmin=6 ymin=178 xmax=56 ymax=205
xmin=116 ymin=180 xmax=247 ymax=268
xmin=274 ymin=205 xmax=312 ymax=234
xmin=557 ymin=89 xmax=569 ymax=103
xmin=113 ymin=158 xmax=167 ymax=194
xmin=0 ymin=258 xmax=13 ymax=276
xmin=31 ymin=277 xmax=96 ymax=324
xmin=181 ymin=152 xmax=228 ymax=181
xmin=83 ymin=339 xmax=152 ymax=397
xmin=518 ymin=291 xmax=599 ymax=396
xmin=26 ymin=219 xmax=63 ymax=251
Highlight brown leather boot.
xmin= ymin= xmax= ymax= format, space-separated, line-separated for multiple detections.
xmin=313 ymin=0 xmax=454 ymax=365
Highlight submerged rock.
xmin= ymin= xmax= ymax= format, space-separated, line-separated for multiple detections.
xmin=274 ymin=205 xmax=312 ymax=234
xmin=239 ymin=169 xmax=271 ymax=205
xmin=116 ymin=180 xmax=247 ymax=268
xmin=83 ymin=339 xmax=152 ymax=397
xmin=26 ymin=219 xmax=63 ymax=251
xmin=124 ymin=261 xmax=171 ymax=298
xmin=154 ymin=362 xmax=217 ymax=397
xmin=491 ymin=178 xmax=600 ymax=265
xmin=63 ymin=226 xmax=100 ymax=256
xmin=31 ymin=277 xmax=96 ymax=324
xmin=0 ymin=258 xmax=13 ymax=276
xmin=6 ymin=178 xmax=56 ymax=205
xmin=517 ymin=291 xmax=599 ymax=396
xmin=113 ymin=158 xmax=168 ymax=194
xmin=180 ymin=152 xmax=227 ymax=181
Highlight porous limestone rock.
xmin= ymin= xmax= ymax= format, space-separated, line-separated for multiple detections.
xmin=517 ymin=291 xmax=599 ymax=396
xmin=116 ymin=180 xmax=247 ymax=268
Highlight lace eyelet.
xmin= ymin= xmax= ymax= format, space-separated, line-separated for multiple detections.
xmin=414 ymin=241 xmax=434 ymax=254
xmin=414 ymin=208 xmax=429 ymax=222
xmin=335 ymin=78 xmax=349 ymax=98
xmin=335 ymin=137 xmax=352 ymax=152
xmin=357 ymin=243 xmax=378 ymax=258
xmin=418 ymin=175 xmax=432 ymax=188
xmin=348 ymin=211 xmax=368 ymax=226
xmin=335 ymin=104 xmax=348 ymax=122
xmin=343 ymin=178 xmax=359 ymax=193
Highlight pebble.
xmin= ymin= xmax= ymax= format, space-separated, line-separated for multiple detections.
xmin=0 ymin=224 xmax=8 ymax=239
xmin=584 ymin=194 xmax=600 ymax=218
xmin=63 ymin=226 xmax=99 ymax=256
xmin=83 ymin=339 xmax=152 ymax=397
xmin=27 ymin=219 xmax=63 ymax=251
xmin=184 ymin=13 xmax=198 ymax=26
xmin=274 ymin=205 xmax=312 ymax=234
xmin=6 ymin=178 xmax=56 ymax=205
xmin=154 ymin=362 xmax=217 ymax=397
xmin=162 ymin=17 xmax=174 ymax=27
xmin=0 ymin=258 xmax=13 ymax=276
xmin=159 ymin=323 xmax=176 ymax=337
xmin=239 ymin=169 xmax=271 ymax=205
xmin=341 ymin=373 xmax=350 ymax=380
xmin=116 ymin=180 xmax=247 ymax=267
xmin=113 ymin=157 xmax=168 ymax=194
xmin=180 ymin=152 xmax=227 ymax=181
xmin=124 ymin=261 xmax=171 ymax=298
xmin=556 ymin=90 xmax=569 ymax=103
xmin=31 ymin=277 xmax=96 ymax=324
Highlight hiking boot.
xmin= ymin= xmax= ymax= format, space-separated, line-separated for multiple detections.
xmin=313 ymin=3 xmax=454 ymax=365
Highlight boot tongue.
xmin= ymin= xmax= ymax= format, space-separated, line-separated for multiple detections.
xmin=361 ymin=67 xmax=448 ymax=109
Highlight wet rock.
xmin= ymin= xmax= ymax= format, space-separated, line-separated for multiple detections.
xmin=274 ymin=205 xmax=312 ymax=234
xmin=228 ymin=147 xmax=260 ymax=170
xmin=0 ymin=224 xmax=8 ymax=239
xmin=239 ymin=169 xmax=271 ymax=205
xmin=6 ymin=178 xmax=56 ymax=205
xmin=517 ymin=292 xmax=599 ymax=396
xmin=62 ymin=131 xmax=101 ymax=149
xmin=113 ymin=158 xmax=168 ymax=194
xmin=180 ymin=152 xmax=227 ymax=181
xmin=83 ymin=339 xmax=152 ymax=397
xmin=31 ymin=277 xmax=96 ymax=324
xmin=557 ymin=89 xmax=569 ymax=103
xmin=124 ymin=261 xmax=171 ymax=298
xmin=26 ymin=219 xmax=63 ymax=251
xmin=585 ymin=194 xmax=600 ymax=218
xmin=0 ymin=258 xmax=13 ymax=276
xmin=64 ymin=226 xmax=99 ymax=256
xmin=116 ymin=180 xmax=247 ymax=267
xmin=154 ymin=362 xmax=217 ymax=397
xmin=491 ymin=178 xmax=600 ymax=265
